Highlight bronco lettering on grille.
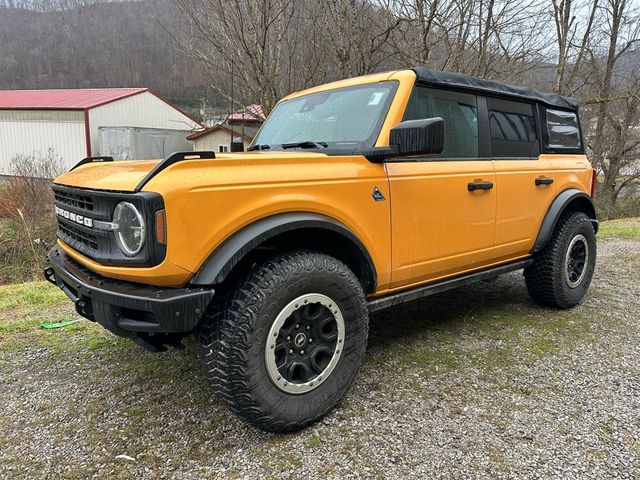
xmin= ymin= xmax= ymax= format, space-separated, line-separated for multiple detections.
xmin=55 ymin=206 xmax=94 ymax=228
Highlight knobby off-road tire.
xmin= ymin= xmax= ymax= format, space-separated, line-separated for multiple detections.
xmin=525 ymin=211 xmax=596 ymax=309
xmin=199 ymin=251 xmax=369 ymax=432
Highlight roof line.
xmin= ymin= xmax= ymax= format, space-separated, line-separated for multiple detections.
xmin=0 ymin=89 xmax=202 ymax=126
xmin=187 ymin=124 xmax=252 ymax=141
xmin=144 ymin=88 xmax=202 ymax=127
xmin=0 ymin=106 xmax=85 ymax=111
xmin=85 ymin=88 xmax=149 ymax=111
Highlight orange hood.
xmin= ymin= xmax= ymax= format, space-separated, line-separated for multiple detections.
xmin=54 ymin=159 xmax=161 ymax=192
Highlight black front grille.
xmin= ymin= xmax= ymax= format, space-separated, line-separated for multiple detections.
xmin=54 ymin=190 xmax=94 ymax=211
xmin=51 ymin=183 xmax=166 ymax=267
xmin=58 ymin=221 xmax=99 ymax=251
xmin=53 ymin=184 xmax=118 ymax=262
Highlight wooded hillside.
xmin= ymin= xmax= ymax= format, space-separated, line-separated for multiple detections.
xmin=0 ymin=0 xmax=214 ymax=111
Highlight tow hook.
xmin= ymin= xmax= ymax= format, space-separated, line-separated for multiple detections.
xmin=43 ymin=266 xmax=56 ymax=285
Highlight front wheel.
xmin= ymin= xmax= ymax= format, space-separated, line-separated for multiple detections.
xmin=525 ymin=210 xmax=596 ymax=309
xmin=199 ymin=251 xmax=369 ymax=432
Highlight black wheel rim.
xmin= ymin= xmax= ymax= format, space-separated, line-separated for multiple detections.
xmin=564 ymin=234 xmax=589 ymax=288
xmin=265 ymin=294 xmax=344 ymax=394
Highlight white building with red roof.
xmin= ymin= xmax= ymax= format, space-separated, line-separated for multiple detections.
xmin=191 ymin=104 xmax=265 ymax=153
xmin=0 ymin=88 xmax=201 ymax=174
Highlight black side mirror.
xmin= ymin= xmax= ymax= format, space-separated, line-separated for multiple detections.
xmin=231 ymin=137 xmax=245 ymax=152
xmin=389 ymin=117 xmax=444 ymax=157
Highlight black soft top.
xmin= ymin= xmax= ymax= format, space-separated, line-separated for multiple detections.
xmin=412 ymin=67 xmax=578 ymax=111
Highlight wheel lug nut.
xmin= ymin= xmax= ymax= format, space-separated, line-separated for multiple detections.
xmin=287 ymin=336 xmax=291 ymax=341
xmin=309 ymin=338 xmax=313 ymax=343
xmin=306 ymin=325 xmax=310 ymax=330
xmin=301 ymin=350 xmax=305 ymax=355
xmin=295 ymin=324 xmax=300 ymax=329
xmin=289 ymin=349 xmax=293 ymax=354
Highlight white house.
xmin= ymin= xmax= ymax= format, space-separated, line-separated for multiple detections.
xmin=188 ymin=104 xmax=264 ymax=153
xmin=0 ymin=88 xmax=201 ymax=174
xmin=187 ymin=124 xmax=255 ymax=153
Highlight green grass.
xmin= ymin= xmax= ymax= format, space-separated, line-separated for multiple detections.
xmin=0 ymin=280 xmax=65 ymax=311
xmin=0 ymin=281 xmax=114 ymax=353
xmin=598 ymin=217 xmax=640 ymax=239
xmin=305 ymin=435 xmax=322 ymax=448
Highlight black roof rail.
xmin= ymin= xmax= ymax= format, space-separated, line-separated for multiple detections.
xmin=70 ymin=156 xmax=113 ymax=171
xmin=134 ymin=151 xmax=216 ymax=192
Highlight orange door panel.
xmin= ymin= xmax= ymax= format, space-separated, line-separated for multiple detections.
xmin=386 ymin=160 xmax=496 ymax=289
xmin=492 ymin=158 xmax=557 ymax=261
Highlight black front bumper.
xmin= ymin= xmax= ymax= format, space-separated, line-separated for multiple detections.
xmin=44 ymin=246 xmax=214 ymax=348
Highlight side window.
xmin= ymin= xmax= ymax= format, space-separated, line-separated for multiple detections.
xmin=403 ymin=87 xmax=478 ymax=159
xmin=487 ymin=98 xmax=539 ymax=158
xmin=545 ymin=109 xmax=581 ymax=150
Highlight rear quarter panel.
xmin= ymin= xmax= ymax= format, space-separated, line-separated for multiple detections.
xmin=545 ymin=154 xmax=593 ymax=194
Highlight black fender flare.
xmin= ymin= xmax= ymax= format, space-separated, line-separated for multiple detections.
xmin=531 ymin=189 xmax=598 ymax=254
xmin=189 ymin=212 xmax=378 ymax=291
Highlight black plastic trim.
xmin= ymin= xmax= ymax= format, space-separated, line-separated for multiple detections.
xmin=45 ymin=246 xmax=214 ymax=335
xmin=70 ymin=156 xmax=113 ymax=171
xmin=190 ymin=212 xmax=378 ymax=292
xmin=134 ymin=151 xmax=216 ymax=192
xmin=531 ymin=189 xmax=597 ymax=254
xmin=477 ymin=96 xmax=491 ymax=158
xmin=368 ymin=259 xmax=533 ymax=312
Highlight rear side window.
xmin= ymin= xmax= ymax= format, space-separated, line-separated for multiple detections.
xmin=403 ymin=87 xmax=478 ymax=159
xmin=545 ymin=109 xmax=581 ymax=150
xmin=487 ymin=98 xmax=539 ymax=158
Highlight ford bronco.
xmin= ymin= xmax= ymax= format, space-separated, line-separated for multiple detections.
xmin=44 ymin=68 xmax=598 ymax=432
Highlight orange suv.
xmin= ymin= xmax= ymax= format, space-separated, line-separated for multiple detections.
xmin=44 ymin=68 xmax=598 ymax=432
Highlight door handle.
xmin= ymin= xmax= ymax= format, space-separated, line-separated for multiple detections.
xmin=467 ymin=181 xmax=494 ymax=192
xmin=535 ymin=177 xmax=554 ymax=186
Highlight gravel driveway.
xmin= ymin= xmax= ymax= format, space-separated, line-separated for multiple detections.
xmin=1 ymin=222 xmax=638 ymax=479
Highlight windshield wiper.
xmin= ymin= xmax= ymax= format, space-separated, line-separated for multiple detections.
xmin=281 ymin=140 xmax=328 ymax=149
xmin=247 ymin=144 xmax=271 ymax=151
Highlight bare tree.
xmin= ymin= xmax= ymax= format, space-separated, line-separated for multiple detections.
xmin=323 ymin=0 xmax=400 ymax=78
xmin=171 ymin=0 xmax=329 ymax=113
xmin=582 ymin=0 xmax=640 ymax=209
xmin=551 ymin=0 xmax=599 ymax=94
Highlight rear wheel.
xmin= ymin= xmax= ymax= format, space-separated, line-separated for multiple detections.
xmin=199 ymin=251 xmax=368 ymax=432
xmin=525 ymin=211 xmax=596 ymax=309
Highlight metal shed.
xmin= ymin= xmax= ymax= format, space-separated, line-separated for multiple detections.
xmin=0 ymin=88 xmax=201 ymax=174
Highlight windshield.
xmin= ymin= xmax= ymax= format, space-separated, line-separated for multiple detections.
xmin=251 ymin=81 xmax=397 ymax=151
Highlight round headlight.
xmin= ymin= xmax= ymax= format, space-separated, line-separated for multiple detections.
xmin=113 ymin=202 xmax=145 ymax=256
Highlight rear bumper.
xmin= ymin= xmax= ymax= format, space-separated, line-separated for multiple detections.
xmin=44 ymin=246 xmax=214 ymax=343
